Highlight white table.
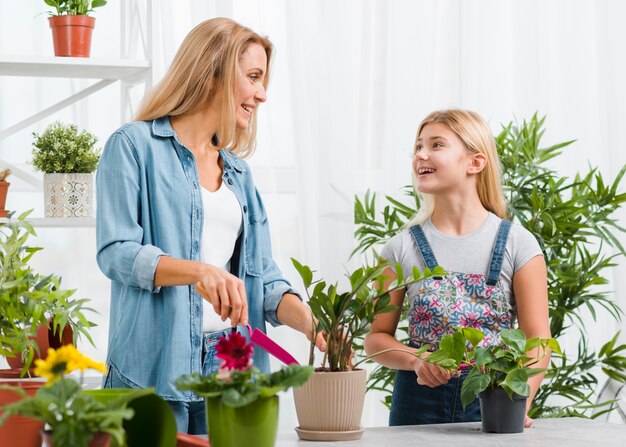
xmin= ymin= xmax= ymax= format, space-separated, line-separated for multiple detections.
xmin=272 ymin=418 xmax=625 ymax=446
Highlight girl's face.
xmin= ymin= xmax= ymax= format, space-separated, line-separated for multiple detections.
xmin=234 ymin=43 xmax=268 ymax=130
xmin=413 ymin=122 xmax=478 ymax=195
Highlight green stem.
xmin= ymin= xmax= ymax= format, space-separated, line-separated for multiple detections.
xmin=352 ymin=347 xmax=423 ymax=370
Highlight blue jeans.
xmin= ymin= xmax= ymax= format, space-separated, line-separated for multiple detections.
xmin=389 ymin=369 xmax=481 ymax=426
xmin=103 ymin=328 xmax=231 ymax=435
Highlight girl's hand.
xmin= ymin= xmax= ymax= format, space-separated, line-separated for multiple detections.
xmin=413 ymin=354 xmax=452 ymax=387
xmin=195 ymin=265 xmax=248 ymax=327
xmin=524 ymin=415 xmax=534 ymax=428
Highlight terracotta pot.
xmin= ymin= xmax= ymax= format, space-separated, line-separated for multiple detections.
xmin=293 ymin=369 xmax=366 ymax=441
xmin=0 ymin=180 xmax=9 ymax=217
xmin=6 ymin=320 xmax=73 ymax=370
xmin=42 ymin=431 xmax=111 ymax=447
xmin=48 ymin=15 xmax=95 ymax=58
xmin=0 ymin=379 xmax=45 ymax=447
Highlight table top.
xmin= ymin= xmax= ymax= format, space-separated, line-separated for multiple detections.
xmin=272 ymin=418 xmax=626 ymax=446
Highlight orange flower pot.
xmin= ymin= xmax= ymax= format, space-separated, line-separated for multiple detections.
xmin=48 ymin=15 xmax=96 ymax=58
xmin=0 ymin=180 xmax=9 ymax=217
xmin=0 ymin=379 xmax=45 ymax=447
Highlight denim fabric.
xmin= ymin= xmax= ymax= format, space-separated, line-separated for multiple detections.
xmin=96 ymin=117 xmax=300 ymax=401
xmin=409 ymin=225 xmax=438 ymax=270
xmin=166 ymin=329 xmax=231 ymax=434
xmin=389 ymin=370 xmax=481 ymax=426
xmin=485 ymin=220 xmax=512 ymax=286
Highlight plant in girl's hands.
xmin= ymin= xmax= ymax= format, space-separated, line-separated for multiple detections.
xmin=424 ymin=327 xmax=562 ymax=408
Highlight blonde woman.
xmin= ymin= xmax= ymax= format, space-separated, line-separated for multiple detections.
xmin=96 ymin=18 xmax=324 ymax=434
xmin=364 ymin=110 xmax=551 ymax=427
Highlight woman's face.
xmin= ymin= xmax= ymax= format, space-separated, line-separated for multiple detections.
xmin=234 ymin=43 xmax=268 ymax=130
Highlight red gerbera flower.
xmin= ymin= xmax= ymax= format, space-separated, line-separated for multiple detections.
xmin=215 ymin=332 xmax=254 ymax=371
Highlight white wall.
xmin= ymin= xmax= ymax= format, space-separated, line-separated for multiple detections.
xmin=1 ymin=0 xmax=626 ymax=428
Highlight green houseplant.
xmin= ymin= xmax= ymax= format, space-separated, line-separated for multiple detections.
xmin=0 ymin=344 xmax=152 ymax=447
xmin=45 ymin=1 xmax=108 ymax=57
xmin=289 ymin=257 xmax=442 ymax=441
xmin=424 ymin=327 xmax=561 ymax=432
xmin=32 ymin=122 xmax=101 ymax=218
xmin=176 ymin=331 xmax=313 ymax=447
xmin=0 ymin=210 xmax=94 ymax=374
xmin=0 ymin=211 xmax=95 ymax=446
xmin=352 ymin=114 xmax=626 ymax=418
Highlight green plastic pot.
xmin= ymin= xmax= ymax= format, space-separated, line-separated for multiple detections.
xmin=206 ymin=396 xmax=278 ymax=447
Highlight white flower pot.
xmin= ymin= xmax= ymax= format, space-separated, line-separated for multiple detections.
xmin=293 ymin=369 xmax=366 ymax=441
xmin=44 ymin=173 xmax=93 ymax=218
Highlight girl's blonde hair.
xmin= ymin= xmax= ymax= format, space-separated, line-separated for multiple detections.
xmin=134 ymin=17 xmax=273 ymax=159
xmin=409 ymin=109 xmax=507 ymax=225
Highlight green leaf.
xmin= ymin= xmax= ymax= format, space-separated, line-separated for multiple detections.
xmin=461 ymin=369 xmax=490 ymax=409
xmin=291 ymin=258 xmax=313 ymax=288
xmin=501 ymin=329 xmax=526 ymax=353
xmin=460 ymin=327 xmax=484 ymax=348
xmin=473 ymin=347 xmax=492 ymax=367
xmin=501 ymin=369 xmax=530 ymax=398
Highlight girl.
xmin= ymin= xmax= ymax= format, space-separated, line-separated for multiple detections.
xmin=364 ymin=109 xmax=551 ymax=427
xmin=96 ymin=18 xmax=324 ymax=434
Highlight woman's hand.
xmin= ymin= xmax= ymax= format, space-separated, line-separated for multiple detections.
xmin=195 ymin=265 xmax=248 ymax=327
xmin=413 ymin=353 xmax=452 ymax=387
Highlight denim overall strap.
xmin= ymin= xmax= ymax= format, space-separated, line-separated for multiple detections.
xmin=486 ymin=220 xmax=512 ymax=286
xmin=409 ymin=225 xmax=439 ymax=270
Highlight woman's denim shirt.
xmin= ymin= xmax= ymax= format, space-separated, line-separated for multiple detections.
xmin=96 ymin=117 xmax=299 ymax=401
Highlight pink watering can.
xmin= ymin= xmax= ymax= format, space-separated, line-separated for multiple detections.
xmin=246 ymin=325 xmax=299 ymax=365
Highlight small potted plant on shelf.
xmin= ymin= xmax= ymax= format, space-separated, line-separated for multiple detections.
xmin=289 ymin=257 xmax=441 ymax=441
xmin=45 ymin=0 xmax=108 ymax=57
xmin=424 ymin=326 xmax=562 ymax=433
xmin=32 ymin=122 xmax=101 ymax=218
xmin=176 ymin=331 xmax=314 ymax=447
xmin=0 ymin=345 xmax=153 ymax=447
xmin=0 ymin=169 xmax=10 ymax=218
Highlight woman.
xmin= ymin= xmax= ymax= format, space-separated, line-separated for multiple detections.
xmin=96 ymin=18 xmax=323 ymax=434
xmin=364 ymin=109 xmax=551 ymax=427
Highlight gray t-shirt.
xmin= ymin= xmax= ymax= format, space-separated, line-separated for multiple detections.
xmin=380 ymin=213 xmax=543 ymax=314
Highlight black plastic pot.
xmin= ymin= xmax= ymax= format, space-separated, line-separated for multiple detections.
xmin=479 ymin=388 xmax=527 ymax=433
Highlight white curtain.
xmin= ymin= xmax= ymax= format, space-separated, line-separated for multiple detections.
xmin=2 ymin=0 xmax=626 ymax=427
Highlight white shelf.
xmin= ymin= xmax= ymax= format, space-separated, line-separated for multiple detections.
xmin=0 ymin=55 xmax=150 ymax=80
xmin=0 ymin=217 xmax=95 ymax=227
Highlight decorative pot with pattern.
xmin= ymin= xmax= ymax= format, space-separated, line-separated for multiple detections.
xmin=44 ymin=173 xmax=93 ymax=218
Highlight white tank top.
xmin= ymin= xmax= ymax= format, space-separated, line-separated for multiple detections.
xmin=199 ymin=182 xmax=243 ymax=332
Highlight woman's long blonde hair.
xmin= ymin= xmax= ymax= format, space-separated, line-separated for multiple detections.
xmin=409 ymin=109 xmax=507 ymax=225
xmin=134 ymin=18 xmax=273 ymax=158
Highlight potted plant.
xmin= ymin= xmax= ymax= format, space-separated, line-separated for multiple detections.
xmin=289 ymin=258 xmax=440 ymax=441
xmin=176 ymin=331 xmax=314 ymax=447
xmin=0 ymin=345 xmax=153 ymax=447
xmin=0 ymin=169 xmax=10 ymax=218
xmin=0 ymin=211 xmax=95 ymax=446
xmin=424 ymin=327 xmax=561 ymax=433
xmin=32 ymin=122 xmax=101 ymax=218
xmin=45 ymin=0 xmax=108 ymax=57
xmin=0 ymin=211 xmax=94 ymax=375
